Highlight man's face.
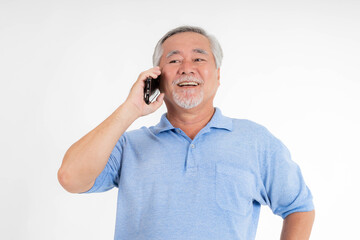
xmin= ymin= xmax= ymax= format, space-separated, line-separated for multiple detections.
xmin=159 ymin=32 xmax=220 ymax=110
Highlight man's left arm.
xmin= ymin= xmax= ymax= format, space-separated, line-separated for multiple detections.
xmin=261 ymin=135 xmax=315 ymax=239
xmin=280 ymin=210 xmax=315 ymax=240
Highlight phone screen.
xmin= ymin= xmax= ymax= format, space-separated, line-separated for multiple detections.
xmin=144 ymin=76 xmax=160 ymax=104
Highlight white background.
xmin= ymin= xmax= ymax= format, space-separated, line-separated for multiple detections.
xmin=1 ymin=0 xmax=359 ymax=239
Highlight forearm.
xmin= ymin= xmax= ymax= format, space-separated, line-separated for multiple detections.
xmin=58 ymin=102 xmax=140 ymax=193
xmin=280 ymin=210 xmax=315 ymax=240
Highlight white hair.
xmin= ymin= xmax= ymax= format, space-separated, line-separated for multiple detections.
xmin=152 ymin=26 xmax=223 ymax=69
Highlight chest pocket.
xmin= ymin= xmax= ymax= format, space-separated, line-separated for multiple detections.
xmin=215 ymin=164 xmax=256 ymax=216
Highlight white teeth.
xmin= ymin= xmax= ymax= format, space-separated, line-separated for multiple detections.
xmin=178 ymin=82 xmax=199 ymax=86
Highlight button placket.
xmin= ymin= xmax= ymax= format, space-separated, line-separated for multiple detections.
xmin=186 ymin=141 xmax=197 ymax=171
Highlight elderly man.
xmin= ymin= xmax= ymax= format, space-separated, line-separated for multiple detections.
xmin=58 ymin=26 xmax=315 ymax=240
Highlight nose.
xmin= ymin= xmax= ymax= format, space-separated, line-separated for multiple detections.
xmin=178 ymin=60 xmax=195 ymax=75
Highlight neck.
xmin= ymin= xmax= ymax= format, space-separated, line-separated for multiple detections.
xmin=166 ymin=104 xmax=215 ymax=140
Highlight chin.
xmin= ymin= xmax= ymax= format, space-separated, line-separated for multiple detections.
xmin=173 ymin=92 xmax=204 ymax=109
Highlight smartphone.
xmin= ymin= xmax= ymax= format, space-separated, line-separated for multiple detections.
xmin=144 ymin=76 xmax=160 ymax=105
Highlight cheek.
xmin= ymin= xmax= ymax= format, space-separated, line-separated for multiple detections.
xmin=203 ymin=69 xmax=220 ymax=92
xmin=160 ymin=65 xmax=178 ymax=86
xmin=198 ymin=65 xmax=217 ymax=81
xmin=200 ymin=67 xmax=217 ymax=83
xmin=200 ymin=67 xmax=210 ymax=77
xmin=159 ymin=74 xmax=173 ymax=93
xmin=160 ymin=78 xmax=171 ymax=93
xmin=162 ymin=64 xmax=178 ymax=77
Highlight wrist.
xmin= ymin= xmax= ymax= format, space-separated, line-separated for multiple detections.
xmin=120 ymin=101 xmax=142 ymax=121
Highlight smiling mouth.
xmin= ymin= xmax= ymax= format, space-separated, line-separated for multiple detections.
xmin=177 ymin=82 xmax=200 ymax=87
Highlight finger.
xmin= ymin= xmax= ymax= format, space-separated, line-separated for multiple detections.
xmin=152 ymin=66 xmax=161 ymax=72
xmin=144 ymin=66 xmax=161 ymax=74
xmin=156 ymin=93 xmax=165 ymax=103
xmin=150 ymin=93 xmax=164 ymax=109
xmin=148 ymin=66 xmax=161 ymax=75
xmin=147 ymin=72 xmax=161 ymax=79
xmin=138 ymin=71 xmax=161 ymax=83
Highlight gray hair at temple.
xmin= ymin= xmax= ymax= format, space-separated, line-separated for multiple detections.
xmin=152 ymin=26 xmax=223 ymax=69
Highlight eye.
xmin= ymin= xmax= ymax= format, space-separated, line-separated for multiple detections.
xmin=194 ymin=58 xmax=205 ymax=62
xmin=169 ymin=60 xmax=180 ymax=64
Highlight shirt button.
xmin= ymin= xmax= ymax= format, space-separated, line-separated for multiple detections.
xmin=191 ymin=144 xmax=195 ymax=149
xmin=176 ymin=129 xmax=181 ymax=133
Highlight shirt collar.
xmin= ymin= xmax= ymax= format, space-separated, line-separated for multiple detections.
xmin=152 ymin=107 xmax=233 ymax=135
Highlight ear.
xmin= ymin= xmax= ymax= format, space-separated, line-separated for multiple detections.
xmin=217 ymin=68 xmax=221 ymax=84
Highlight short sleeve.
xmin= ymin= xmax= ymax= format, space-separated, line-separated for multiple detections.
xmin=80 ymin=134 xmax=126 ymax=194
xmin=264 ymin=140 xmax=314 ymax=219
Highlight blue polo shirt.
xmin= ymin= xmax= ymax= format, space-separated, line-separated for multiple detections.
xmin=83 ymin=108 xmax=314 ymax=240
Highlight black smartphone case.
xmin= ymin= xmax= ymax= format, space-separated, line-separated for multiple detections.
xmin=144 ymin=77 xmax=160 ymax=104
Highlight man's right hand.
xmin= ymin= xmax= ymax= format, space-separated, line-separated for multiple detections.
xmin=124 ymin=66 xmax=165 ymax=118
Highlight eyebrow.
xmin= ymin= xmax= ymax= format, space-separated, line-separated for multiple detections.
xmin=166 ymin=48 xmax=209 ymax=58
xmin=193 ymin=48 xmax=209 ymax=55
